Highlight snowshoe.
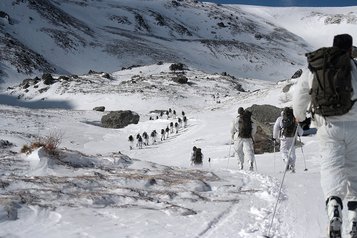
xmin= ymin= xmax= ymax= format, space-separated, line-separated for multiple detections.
xmin=327 ymin=199 xmax=342 ymax=238
xmin=326 ymin=197 xmax=343 ymax=238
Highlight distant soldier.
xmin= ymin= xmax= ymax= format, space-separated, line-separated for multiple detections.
xmin=150 ymin=130 xmax=157 ymax=144
xmin=161 ymin=129 xmax=165 ymax=141
xmin=175 ymin=122 xmax=179 ymax=134
xmin=173 ymin=110 xmax=177 ymax=119
xmin=178 ymin=117 xmax=182 ymax=128
xmin=183 ymin=116 xmax=188 ymax=127
xmin=136 ymin=133 xmax=141 ymax=147
xmin=170 ymin=122 xmax=174 ymax=133
xmin=142 ymin=132 xmax=149 ymax=146
xmin=182 ymin=111 xmax=185 ymax=117
xmin=137 ymin=135 xmax=143 ymax=149
xmin=165 ymin=126 xmax=170 ymax=138
xmin=128 ymin=135 xmax=134 ymax=150
xmin=190 ymin=146 xmax=203 ymax=166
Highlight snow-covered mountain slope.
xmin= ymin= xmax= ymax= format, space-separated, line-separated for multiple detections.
xmin=5 ymin=63 xmax=273 ymax=110
xmin=1 ymin=2 xmax=357 ymax=237
xmin=239 ymin=5 xmax=357 ymax=49
xmin=3 ymin=0 xmax=356 ymax=88
xmin=0 ymin=62 xmax=329 ymax=237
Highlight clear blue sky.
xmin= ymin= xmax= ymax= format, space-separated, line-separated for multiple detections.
xmin=206 ymin=0 xmax=356 ymax=7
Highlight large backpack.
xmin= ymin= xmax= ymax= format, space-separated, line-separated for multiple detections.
xmin=281 ymin=107 xmax=296 ymax=137
xmin=238 ymin=110 xmax=252 ymax=138
xmin=193 ymin=148 xmax=203 ymax=164
xmin=306 ymin=47 xmax=356 ymax=117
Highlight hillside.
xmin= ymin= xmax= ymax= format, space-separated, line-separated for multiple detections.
xmin=1 ymin=3 xmax=357 ymax=237
xmin=0 ymin=0 xmax=328 ymax=87
xmin=239 ymin=5 xmax=357 ymax=49
xmin=0 ymin=60 xmax=330 ymax=237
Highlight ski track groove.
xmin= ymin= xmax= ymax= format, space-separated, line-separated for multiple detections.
xmin=239 ymin=170 xmax=292 ymax=238
xmin=194 ymin=170 xmax=287 ymax=238
xmin=195 ymin=203 xmax=237 ymax=238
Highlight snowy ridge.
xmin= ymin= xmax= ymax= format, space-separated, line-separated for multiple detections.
xmin=239 ymin=5 xmax=357 ymax=50
xmin=2 ymin=0 xmax=356 ymax=87
xmin=5 ymin=63 xmax=259 ymax=111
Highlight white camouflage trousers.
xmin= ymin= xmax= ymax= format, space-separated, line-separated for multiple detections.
xmin=318 ymin=121 xmax=357 ymax=202
xmin=280 ymin=137 xmax=297 ymax=168
xmin=234 ymin=137 xmax=255 ymax=167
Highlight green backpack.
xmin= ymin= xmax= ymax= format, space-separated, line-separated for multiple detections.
xmin=281 ymin=107 xmax=296 ymax=137
xmin=306 ymin=47 xmax=356 ymax=117
xmin=238 ymin=110 xmax=252 ymax=138
xmin=193 ymin=148 xmax=203 ymax=164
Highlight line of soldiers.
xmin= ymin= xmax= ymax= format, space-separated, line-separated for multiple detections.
xmin=128 ymin=110 xmax=188 ymax=150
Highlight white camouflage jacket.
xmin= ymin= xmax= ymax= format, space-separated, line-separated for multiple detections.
xmin=231 ymin=115 xmax=257 ymax=140
xmin=293 ymin=58 xmax=357 ymax=127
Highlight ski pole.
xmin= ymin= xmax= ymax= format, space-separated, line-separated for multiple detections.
xmin=264 ymin=129 xmax=298 ymax=238
xmin=273 ymin=139 xmax=276 ymax=173
xmin=253 ymin=139 xmax=258 ymax=172
xmin=226 ymin=140 xmax=233 ymax=169
xmin=298 ymin=137 xmax=308 ymax=171
xmin=228 ymin=141 xmax=232 ymax=157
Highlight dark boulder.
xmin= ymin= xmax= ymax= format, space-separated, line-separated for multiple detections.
xmin=42 ymin=73 xmax=55 ymax=85
xmin=0 ymin=11 xmax=11 ymax=24
xmin=88 ymin=69 xmax=101 ymax=74
xmin=247 ymin=104 xmax=281 ymax=124
xmin=93 ymin=106 xmax=105 ymax=112
xmin=101 ymin=110 xmax=140 ymax=128
xmin=172 ymin=74 xmax=188 ymax=84
xmin=102 ymin=73 xmax=110 ymax=79
xmin=169 ymin=63 xmax=185 ymax=72
xmin=0 ymin=139 xmax=13 ymax=149
xmin=58 ymin=75 xmax=70 ymax=81
xmin=291 ymin=69 xmax=303 ymax=79
xmin=246 ymin=104 xmax=282 ymax=154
